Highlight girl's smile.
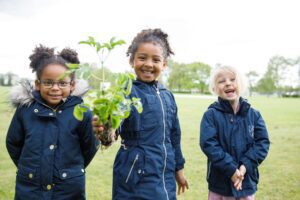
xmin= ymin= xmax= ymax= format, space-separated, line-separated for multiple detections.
xmin=224 ymin=88 xmax=236 ymax=98
xmin=214 ymin=71 xmax=239 ymax=102
xmin=131 ymin=42 xmax=166 ymax=83
xmin=35 ymin=64 xmax=74 ymax=108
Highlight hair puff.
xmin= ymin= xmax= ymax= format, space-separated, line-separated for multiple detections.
xmin=59 ymin=48 xmax=80 ymax=64
xmin=29 ymin=44 xmax=55 ymax=72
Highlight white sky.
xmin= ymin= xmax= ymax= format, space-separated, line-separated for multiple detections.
xmin=0 ymin=0 xmax=299 ymax=79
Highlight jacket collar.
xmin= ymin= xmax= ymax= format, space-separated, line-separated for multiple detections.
xmin=209 ymin=96 xmax=250 ymax=116
xmin=133 ymin=79 xmax=166 ymax=90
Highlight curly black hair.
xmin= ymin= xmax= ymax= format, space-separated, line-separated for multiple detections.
xmin=29 ymin=44 xmax=80 ymax=80
xmin=127 ymin=28 xmax=174 ymax=63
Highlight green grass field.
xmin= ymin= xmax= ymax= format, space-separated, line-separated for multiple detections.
xmin=1 ymin=86 xmax=300 ymax=199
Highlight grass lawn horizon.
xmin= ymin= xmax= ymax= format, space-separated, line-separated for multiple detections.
xmin=0 ymin=86 xmax=299 ymax=199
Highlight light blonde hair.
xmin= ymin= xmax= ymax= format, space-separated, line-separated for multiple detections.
xmin=209 ymin=65 xmax=246 ymax=96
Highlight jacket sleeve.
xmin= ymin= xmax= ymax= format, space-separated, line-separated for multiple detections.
xmin=239 ymin=111 xmax=270 ymax=175
xmin=78 ymin=110 xmax=100 ymax=168
xmin=200 ymin=109 xmax=238 ymax=178
xmin=171 ymin=113 xmax=185 ymax=171
xmin=6 ymin=108 xmax=25 ymax=167
xmin=170 ymin=97 xmax=185 ymax=171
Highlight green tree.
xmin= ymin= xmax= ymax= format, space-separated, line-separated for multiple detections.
xmin=257 ymin=56 xmax=291 ymax=95
xmin=189 ymin=62 xmax=211 ymax=93
xmin=87 ymin=64 xmax=118 ymax=89
xmin=167 ymin=60 xmax=211 ymax=93
xmin=4 ymin=72 xmax=16 ymax=86
xmin=0 ymin=74 xmax=4 ymax=86
xmin=167 ymin=61 xmax=191 ymax=92
xmin=246 ymin=70 xmax=259 ymax=96
xmin=296 ymin=56 xmax=300 ymax=88
xmin=255 ymin=75 xmax=276 ymax=96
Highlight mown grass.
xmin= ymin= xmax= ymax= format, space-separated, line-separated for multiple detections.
xmin=0 ymin=86 xmax=300 ymax=199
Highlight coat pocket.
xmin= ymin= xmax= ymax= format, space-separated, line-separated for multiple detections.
xmin=53 ymin=167 xmax=85 ymax=197
xmin=17 ymin=164 xmax=39 ymax=185
xmin=58 ymin=167 xmax=85 ymax=180
xmin=208 ymin=166 xmax=228 ymax=187
xmin=141 ymin=95 xmax=160 ymax=130
xmin=114 ymin=147 xmax=145 ymax=186
xmin=244 ymin=167 xmax=259 ymax=189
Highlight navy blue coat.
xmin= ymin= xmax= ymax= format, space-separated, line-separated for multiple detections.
xmin=6 ymin=83 xmax=100 ymax=200
xmin=200 ymin=97 xmax=270 ymax=197
xmin=113 ymin=80 xmax=185 ymax=200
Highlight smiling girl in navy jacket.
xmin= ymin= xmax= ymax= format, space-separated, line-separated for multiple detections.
xmin=200 ymin=66 xmax=270 ymax=199
xmin=6 ymin=45 xmax=100 ymax=200
xmin=110 ymin=28 xmax=189 ymax=200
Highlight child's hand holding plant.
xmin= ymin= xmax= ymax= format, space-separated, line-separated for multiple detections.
xmin=68 ymin=36 xmax=143 ymax=147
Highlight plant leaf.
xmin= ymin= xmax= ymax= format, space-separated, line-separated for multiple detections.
xmin=96 ymin=42 xmax=102 ymax=52
xmin=125 ymin=78 xmax=132 ymax=96
xmin=132 ymin=97 xmax=143 ymax=113
xmin=73 ymin=105 xmax=84 ymax=121
xmin=111 ymin=115 xmax=121 ymax=129
xmin=79 ymin=41 xmax=91 ymax=45
xmin=67 ymin=63 xmax=80 ymax=69
xmin=128 ymin=73 xmax=135 ymax=80
xmin=103 ymin=43 xmax=112 ymax=51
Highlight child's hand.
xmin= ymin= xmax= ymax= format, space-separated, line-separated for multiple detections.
xmin=234 ymin=177 xmax=243 ymax=191
xmin=231 ymin=169 xmax=241 ymax=183
xmin=233 ymin=165 xmax=246 ymax=191
xmin=92 ymin=116 xmax=104 ymax=139
xmin=92 ymin=116 xmax=118 ymax=145
xmin=175 ymin=169 xmax=189 ymax=195
xmin=239 ymin=165 xmax=246 ymax=176
xmin=231 ymin=169 xmax=244 ymax=191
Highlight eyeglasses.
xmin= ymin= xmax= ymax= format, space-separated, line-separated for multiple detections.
xmin=38 ymin=80 xmax=72 ymax=89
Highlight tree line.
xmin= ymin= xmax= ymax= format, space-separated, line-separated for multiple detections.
xmin=1 ymin=55 xmax=299 ymax=97
xmin=249 ymin=56 xmax=300 ymax=96
xmin=0 ymin=72 xmax=18 ymax=86
xmin=166 ymin=55 xmax=300 ymax=96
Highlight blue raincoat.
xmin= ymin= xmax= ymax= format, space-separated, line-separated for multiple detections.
xmin=6 ymin=81 xmax=100 ymax=200
xmin=200 ymin=97 xmax=270 ymax=198
xmin=112 ymin=80 xmax=185 ymax=200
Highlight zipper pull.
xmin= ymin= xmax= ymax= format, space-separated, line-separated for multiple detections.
xmin=154 ymin=84 xmax=160 ymax=94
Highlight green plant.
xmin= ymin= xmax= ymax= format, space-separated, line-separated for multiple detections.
xmin=68 ymin=36 xmax=143 ymax=146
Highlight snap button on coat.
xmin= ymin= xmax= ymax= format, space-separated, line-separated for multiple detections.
xmin=46 ymin=184 xmax=52 ymax=190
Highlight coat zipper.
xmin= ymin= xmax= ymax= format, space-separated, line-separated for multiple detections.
xmin=37 ymin=99 xmax=66 ymax=114
xmin=126 ymin=154 xmax=139 ymax=183
xmin=154 ymin=85 xmax=169 ymax=200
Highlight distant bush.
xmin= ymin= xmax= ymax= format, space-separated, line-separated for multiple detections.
xmin=282 ymin=91 xmax=300 ymax=98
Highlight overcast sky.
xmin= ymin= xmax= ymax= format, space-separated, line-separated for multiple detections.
xmin=0 ymin=0 xmax=299 ymax=79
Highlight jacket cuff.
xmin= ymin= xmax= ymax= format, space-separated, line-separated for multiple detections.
xmin=225 ymin=163 xmax=238 ymax=178
xmin=240 ymin=157 xmax=253 ymax=175
xmin=175 ymin=164 xmax=184 ymax=171
xmin=175 ymin=157 xmax=185 ymax=171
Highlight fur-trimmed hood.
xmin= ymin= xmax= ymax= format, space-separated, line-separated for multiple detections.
xmin=10 ymin=79 xmax=89 ymax=107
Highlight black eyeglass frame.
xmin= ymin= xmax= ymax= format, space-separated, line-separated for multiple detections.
xmin=38 ymin=80 xmax=73 ymax=89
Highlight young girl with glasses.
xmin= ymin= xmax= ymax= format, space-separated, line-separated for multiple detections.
xmin=6 ymin=45 xmax=100 ymax=199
